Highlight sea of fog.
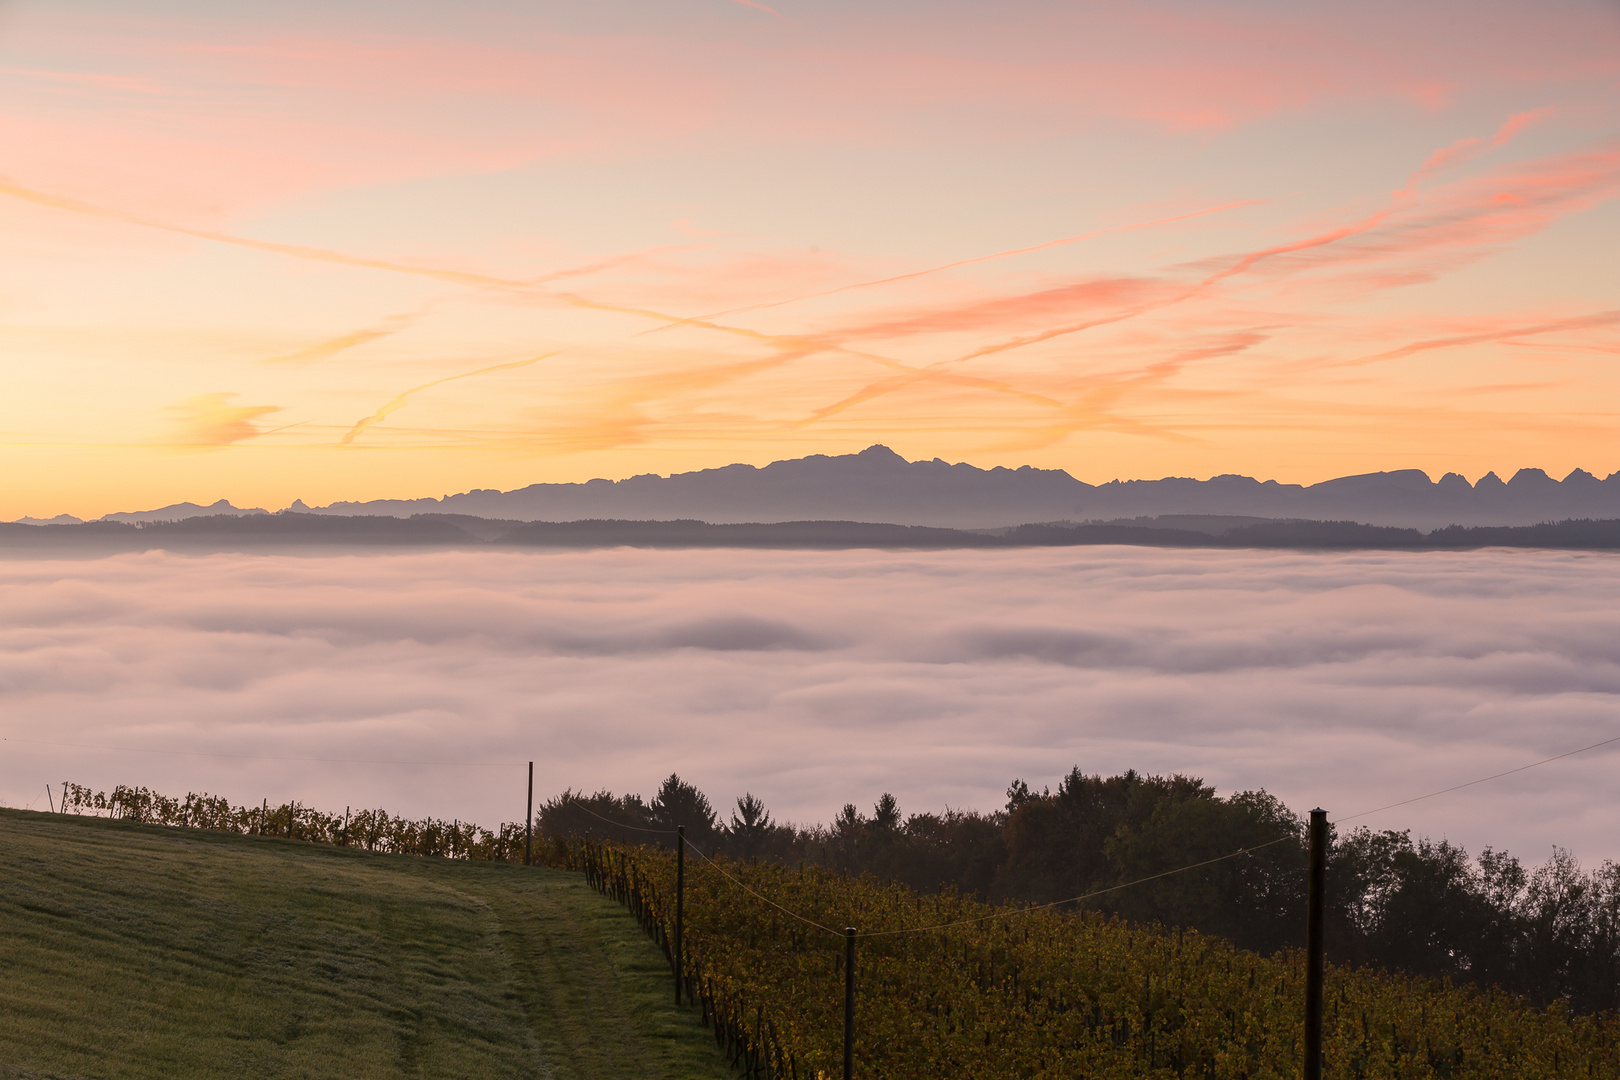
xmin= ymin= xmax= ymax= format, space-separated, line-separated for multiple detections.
xmin=3 ymin=546 xmax=1618 ymax=863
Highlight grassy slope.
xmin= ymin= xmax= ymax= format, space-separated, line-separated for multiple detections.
xmin=0 ymin=809 xmax=734 ymax=1080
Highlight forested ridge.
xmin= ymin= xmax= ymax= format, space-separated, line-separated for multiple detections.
xmin=56 ymin=767 xmax=1620 ymax=1015
xmin=543 ymin=769 xmax=1620 ymax=1015
xmin=12 ymin=513 xmax=1620 ymax=552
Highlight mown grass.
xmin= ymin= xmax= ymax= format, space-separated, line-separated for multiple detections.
xmin=0 ymin=808 xmax=735 ymax=1080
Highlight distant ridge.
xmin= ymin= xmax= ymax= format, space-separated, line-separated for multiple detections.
xmin=7 ymin=513 xmax=1620 ymax=554
xmin=100 ymin=498 xmax=269 ymax=524
xmin=288 ymin=446 xmax=1619 ymax=531
xmin=15 ymin=447 xmax=1620 ymax=531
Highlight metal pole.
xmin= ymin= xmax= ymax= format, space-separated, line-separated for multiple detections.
xmin=1304 ymin=808 xmax=1328 ymax=1080
xmin=525 ymin=761 xmax=534 ymax=867
xmin=843 ymin=926 xmax=857 ymax=1080
xmin=675 ymin=824 xmax=686 ymax=1006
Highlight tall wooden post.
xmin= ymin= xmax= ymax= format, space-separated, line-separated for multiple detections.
xmin=524 ymin=761 xmax=534 ymax=867
xmin=1304 ymin=808 xmax=1328 ymax=1080
xmin=843 ymin=926 xmax=857 ymax=1080
xmin=675 ymin=824 xmax=686 ymax=1006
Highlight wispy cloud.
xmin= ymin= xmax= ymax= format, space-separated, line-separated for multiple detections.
xmin=671 ymin=199 xmax=1274 ymax=327
xmin=771 ymin=125 xmax=1620 ymax=434
xmin=3 ymin=0 xmax=1617 ymax=490
xmin=726 ymin=0 xmax=784 ymax=19
xmin=264 ymin=313 xmax=420 ymax=366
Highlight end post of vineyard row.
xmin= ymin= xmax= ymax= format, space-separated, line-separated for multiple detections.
xmin=843 ymin=925 xmax=856 ymax=1080
xmin=1304 ymin=807 xmax=1328 ymax=1080
xmin=524 ymin=760 xmax=534 ymax=867
xmin=675 ymin=824 xmax=687 ymax=1007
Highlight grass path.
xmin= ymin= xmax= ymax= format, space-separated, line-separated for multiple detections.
xmin=0 ymin=809 xmax=734 ymax=1080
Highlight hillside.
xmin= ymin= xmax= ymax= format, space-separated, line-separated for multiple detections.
xmin=0 ymin=809 xmax=732 ymax=1080
xmin=9 ymin=799 xmax=1618 ymax=1079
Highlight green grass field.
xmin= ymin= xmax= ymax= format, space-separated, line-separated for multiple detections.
xmin=0 ymin=808 xmax=736 ymax=1080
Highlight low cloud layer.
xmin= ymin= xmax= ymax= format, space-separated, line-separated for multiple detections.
xmin=3 ymin=547 xmax=1619 ymax=862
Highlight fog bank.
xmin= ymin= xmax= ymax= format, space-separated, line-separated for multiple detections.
xmin=3 ymin=547 xmax=1617 ymax=861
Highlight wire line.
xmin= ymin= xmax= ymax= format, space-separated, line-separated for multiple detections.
xmin=857 ymin=836 xmax=1295 ymax=938
xmin=1334 ymin=731 xmax=1620 ymax=824
xmin=564 ymin=796 xmax=681 ymax=835
xmin=682 ymin=838 xmax=845 ymax=938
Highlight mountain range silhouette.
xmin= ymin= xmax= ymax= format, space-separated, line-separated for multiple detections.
xmin=30 ymin=445 xmax=1620 ymax=532
xmin=273 ymin=445 xmax=1620 ymax=531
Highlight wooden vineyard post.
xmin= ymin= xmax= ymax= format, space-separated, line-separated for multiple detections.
xmin=259 ymin=798 xmax=266 ymax=835
xmin=675 ymin=824 xmax=686 ymax=1006
xmin=844 ymin=926 xmax=857 ymax=1080
xmin=1304 ymin=808 xmax=1328 ymax=1080
xmin=341 ymin=806 xmax=350 ymax=847
xmin=525 ymin=761 xmax=534 ymax=867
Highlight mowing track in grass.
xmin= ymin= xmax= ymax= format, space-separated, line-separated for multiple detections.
xmin=0 ymin=808 xmax=733 ymax=1080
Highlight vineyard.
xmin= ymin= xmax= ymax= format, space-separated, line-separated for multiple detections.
xmin=565 ymin=838 xmax=1620 ymax=1080
xmin=58 ymin=781 xmax=530 ymax=860
xmin=46 ymin=782 xmax=1620 ymax=1079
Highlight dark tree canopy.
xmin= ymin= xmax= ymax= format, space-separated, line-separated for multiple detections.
xmin=649 ymin=773 xmax=718 ymax=845
xmin=539 ymin=767 xmax=1620 ymax=1013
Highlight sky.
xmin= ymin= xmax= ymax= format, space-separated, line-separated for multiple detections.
xmin=2 ymin=0 xmax=1617 ymax=520
xmin=7 ymin=546 xmax=1620 ymax=864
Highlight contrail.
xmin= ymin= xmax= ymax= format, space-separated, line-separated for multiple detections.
xmin=648 ymin=198 xmax=1273 ymax=333
xmin=1351 ymin=310 xmax=1620 ymax=368
xmin=0 ymin=177 xmax=753 ymax=340
xmin=339 ymin=352 xmax=563 ymax=446
xmin=937 ymin=116 xmax=1562 ymax=370
xmin=792 ymin=123 xmax=1538 ymax=424
xmin=0 ymin=176 xmax=532 ymax=291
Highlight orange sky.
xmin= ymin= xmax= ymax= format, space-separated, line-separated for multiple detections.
xmin=2 ymin=0 xmax=1618 ymax=518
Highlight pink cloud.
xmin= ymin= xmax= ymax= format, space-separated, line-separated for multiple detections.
xmin=9 ymin=0 xmax=1612 ymax=223
xmin=726 ymin=0 xmax=784 ymax=18
xmin=1244 ymin=140 xmax=1620 ymax=289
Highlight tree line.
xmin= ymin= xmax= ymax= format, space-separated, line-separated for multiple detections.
xmin=541 ymin=768 xmax=1620 ymax=1014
